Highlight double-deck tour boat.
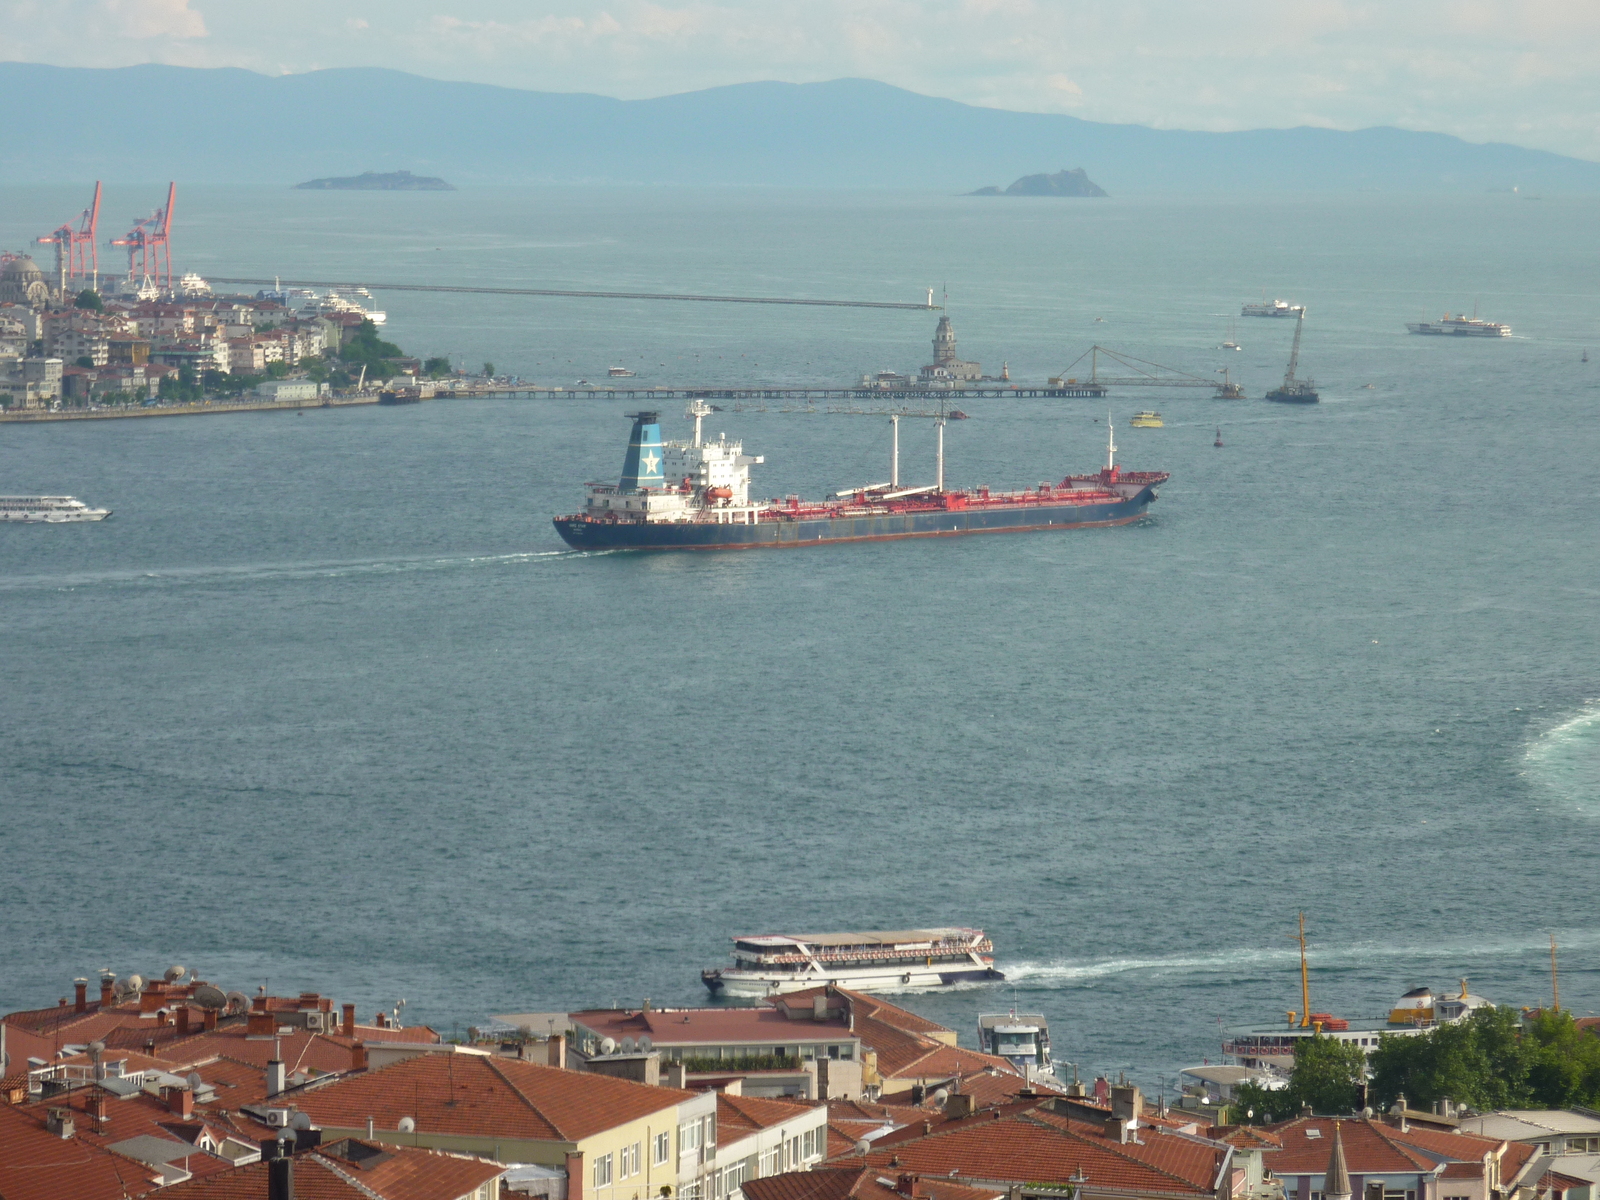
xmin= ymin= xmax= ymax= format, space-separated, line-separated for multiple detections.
xmin=701 ymin=929 xmax=1004 ymax=997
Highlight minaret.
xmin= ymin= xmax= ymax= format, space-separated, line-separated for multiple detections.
xmin=1323 ymin=1122 xmax=1352 ymax=1200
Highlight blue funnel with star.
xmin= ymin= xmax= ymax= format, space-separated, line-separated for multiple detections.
xmin=619 ymin=411 xmax=664 ymax=490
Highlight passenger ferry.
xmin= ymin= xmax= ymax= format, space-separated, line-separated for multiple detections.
xmin=1405 ymin=313 xmax=1511 ymax=337
xmin=0 ymin=496 xmax=111 ymax=522
xmin=1130 ymin=411 xmax=1163 ymax=427
xmin=1242 ymin=299 xmax=1304 ymax=318
xmin=977 ymin=1011 xmax=1055 ymax=1080
xmin=701 ymin=929 xmax=1004 ymax=997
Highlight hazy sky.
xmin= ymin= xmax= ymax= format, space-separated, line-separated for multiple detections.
xmin=7 ymin=0 xmax=1600 ymax=159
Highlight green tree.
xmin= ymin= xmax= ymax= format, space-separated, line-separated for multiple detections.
xmin=338 ymin=319 xmax=404 ymax=377
xmin=266 ymin=360 xmax=290 ymax=379
xmin=482 ymin=361 xmax=495 ymax=377
xmin=1233 ymin=1034 xmax=1367 ymax=1122
xmin=1524 ymin=1010 xmax=1600 ymax=1107
xmin=74 ymin=289 xmax=102 ymax=311
xmin=424 ymin=356 xmax=451 ymax=378
xmin=75 ymin=356 xmax=94 ymax=368
xmin=1368 ymin=1006 xmax=1535 ymax=1111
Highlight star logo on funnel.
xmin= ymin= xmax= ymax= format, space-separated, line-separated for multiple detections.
xmin=640 ymin=450 xmax=661 ymax=474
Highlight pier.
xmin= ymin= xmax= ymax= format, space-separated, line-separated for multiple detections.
xmin=459 ymin=383 xmax=1110 ymax=402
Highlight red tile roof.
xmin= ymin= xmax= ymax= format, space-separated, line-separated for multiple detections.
xmin=148 ymin=1143 xmax=503 ymax=1200
xmin=291 ymin=1053 xmax=691 ymax=1142
xmin=745 ymin=1166 xmax=1002 ymax=1200
xmin=0 ymin=1103 xmax=160 ymax=1200
xmin=719 ymin=1092 xmax=823 ymax=1139
xmin=570 ymin=1006 xmax=851 ymax=1046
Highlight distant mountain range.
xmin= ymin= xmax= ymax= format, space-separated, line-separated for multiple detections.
xmin=5 ymin=62 xmax=1599 ymax=193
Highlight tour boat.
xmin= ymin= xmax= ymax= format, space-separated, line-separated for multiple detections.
xmin=701 ymin=929 xmax=1004 ymax=997
xmin=0 ymin=496 xmax=111 ymax=522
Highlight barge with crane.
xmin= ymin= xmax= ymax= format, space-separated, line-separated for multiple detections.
xmin=552 ymin=400 xmax=1168 ymax=551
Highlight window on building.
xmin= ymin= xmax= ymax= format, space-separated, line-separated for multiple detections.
xmin=789 ymin=1137 xmax=800 ymax=1167
xmin=681 ymin=1184 xmax=702 ymax=1200
xmin=759 ymin=1148 xmax=779 ymax=1176
xmin=594 ymin=1154 xmax=614 ymax=1188
xmin=681 ymin=1122 xmax=702 ymax=1153
xmin=622 ymin=1142 xmax=641 ymax=1178
xmin=655 ymin=1132 xmax=672 ymax=1165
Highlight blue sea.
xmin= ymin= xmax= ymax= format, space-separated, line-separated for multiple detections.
xmin=3 ymin=185 xmax=1599 ymax=1086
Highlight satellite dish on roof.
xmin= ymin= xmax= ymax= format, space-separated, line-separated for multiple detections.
xmin=599 ymin=1037 xmax=617 ymax=1056
xmin=125 ymin=974 xmax=145 ymax=994
xmin=397 ymin=1117 xmax=416 ymax=1134
xmin=638 ymin=1036 xmax=653 ymax=1052
xmin=855 ymin=1139 xmax=871 ymax=1156
xmin=165 ymin=965 xmax=187 ymax=983
xmin=931 ymin=1089 xmax=949 ymax=1106
xmin=193 ymin=985 xmax=227 ymax=1011
xmin=223 ymin=992 xmax=249 ymax=1015
xmin=620 ymin=1037 xmax=636 ymax=1053
xmin=291 ymin=1112 xmax=313 ymax=1130
xmin=113 ymin=979 xmax=140 ymax=1002
xmin=187 ymin=1072 xmax=203 ymax=1090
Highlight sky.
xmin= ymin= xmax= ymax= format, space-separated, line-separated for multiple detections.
xmin=6 ymin=0 xmax=1600 ymax=161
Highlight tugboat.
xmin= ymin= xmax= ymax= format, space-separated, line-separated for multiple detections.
xmin=553 ymin=402 xmax=1168 ymax=551
xmin=1266 ymin=310 xmax=1319 ymax=403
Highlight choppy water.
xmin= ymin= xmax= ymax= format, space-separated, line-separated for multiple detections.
xmin=3 ymin=185 xmax=1599 ymax=1085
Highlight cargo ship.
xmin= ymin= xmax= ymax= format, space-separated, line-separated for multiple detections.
xmin=702 ymin=929 xmax=1003 ymax=996
xmin=553 ymin=401 xmax=1168 ymax=551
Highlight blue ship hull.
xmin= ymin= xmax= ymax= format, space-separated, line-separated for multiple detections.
xmin=554 ymin=491 xmax=1156 ymax=551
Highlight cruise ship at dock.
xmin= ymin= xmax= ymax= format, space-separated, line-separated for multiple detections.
xmin=553 ymin=401 xmax=1167 ymax=551
xmin=701 ymin=929 xmax=1003 ymax=996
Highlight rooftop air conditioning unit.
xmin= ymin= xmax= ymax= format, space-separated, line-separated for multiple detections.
xmin=264 ymin=1109 xmax=292 ymax=1128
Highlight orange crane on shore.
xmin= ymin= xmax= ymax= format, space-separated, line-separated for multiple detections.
xmin=36 ymin=181 xmax=101 ymax=294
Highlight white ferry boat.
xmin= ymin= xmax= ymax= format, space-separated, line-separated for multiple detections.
xmin=1406 ymin=313 xmax=1511 ymax=337
xmin=256 ymin=284 xmax=387 ymax=325
xmin=977 ymin=1010 xmax=1055 ymax=1080
xmin=701 ymin=928 xmax=1003 ymax=997
xmin=1 ymin=496 xmax=111 ymax=522
xmin=1242 ymin=299 xmax=1303 ymax=318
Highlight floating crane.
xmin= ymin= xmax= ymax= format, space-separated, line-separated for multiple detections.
xmin=36 ymin=181 xmax=101 ymax=296
xmin=1265 ymin=310 xmax=1319 ymax=403
xmin=1055 ymin=345 xmax=1238 ymax=396
xmin=110 ymin=182 xmax=176 ymax=292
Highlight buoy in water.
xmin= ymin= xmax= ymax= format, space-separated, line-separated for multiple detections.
xmin=1214 ymin=427 xmax=1223 ymax=448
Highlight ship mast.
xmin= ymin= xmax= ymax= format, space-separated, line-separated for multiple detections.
xmin=686 ymin=397 xmax=712 ymax=448
xmin=1297 ymin=912 xmax=1311 ymax=1028
xmin=1105 ymin=412 xmax=1117 ymax=472
xmin=890 ymin=414 xmax=900 ymax=487
xmin=1283 ymin=310 xmax=1305 ymax=388
xmin=1551 ymin=933 xmax=1560 ymax=1011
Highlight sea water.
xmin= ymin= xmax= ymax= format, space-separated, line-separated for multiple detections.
xmin=2 ymin=185 xmax=1599 ymax=1084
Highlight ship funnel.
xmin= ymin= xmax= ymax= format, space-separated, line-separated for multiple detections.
xmin=620 ymin=411 xmax=665 ymax=491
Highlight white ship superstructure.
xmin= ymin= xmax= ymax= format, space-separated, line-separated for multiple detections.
xmin=977 ymin=1011 xmax=1055 ymax=1081
xmin=1 ymin=496 xmax=111 ymax=522
xmin=580 ymin=400 xmax=766 ymax=530
xmin=256 ymin=284 xmax=386 ymax=325
xmin=702 ymin=928 xmax=1003 ymax=997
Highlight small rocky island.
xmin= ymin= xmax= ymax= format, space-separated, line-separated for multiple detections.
xmin=968 ymin=168 xmax=1107 ymax=197
xmin=293 ymin=170 xmax=455 ymax=191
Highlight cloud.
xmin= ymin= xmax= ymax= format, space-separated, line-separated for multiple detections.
xmin=101 ymin=0 xmax=207 ymax=39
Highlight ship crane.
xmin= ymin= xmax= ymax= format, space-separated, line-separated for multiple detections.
xmin=110 ymin=182 xmax=176 ymax=293
xmin=1282 ymin=310 xmax=1304 ymax=387
xmin=702 ymin=399 xmax=956 ymax=491
xmin=1055 ymin=345 xmax=1239 ymax=395
xmin=36 ymin=181 xmax=101 ymax=296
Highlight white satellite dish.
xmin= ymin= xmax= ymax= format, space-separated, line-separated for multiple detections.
xmin=620 ymin=1036 xmax=636 ymax=1053
xmin=164 ymin=965 xmax=187 ymax=983
xmin=397 ymin=1117 xmax=416 ymax=1133
xmin=599 ymin=1037 xmax=617 ymax=1056
xmin=187 ymin=1072 xmax=203 ymax=1090
xmin=193 ymin=985 xmax=227 ymax=1011
xmin=290 ymin=1112 xmax=313 ymax=1130
xmin=224 ymin=991 xmax=250 ymax=1015
xmin=638 ymin=1036 xmax=653 ymax=1052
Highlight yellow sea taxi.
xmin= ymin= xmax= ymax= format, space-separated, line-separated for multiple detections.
xmin=1130 ymin=411 xmax=1164 ymax=428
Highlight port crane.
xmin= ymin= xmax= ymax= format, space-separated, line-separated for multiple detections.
xmin=1054 ymin=345 xmax=1238 ymax=396
xmin=110 ymin=182 xmax=177 ymax=292
xmin=36 ymin=181 xmax=101 ymax=295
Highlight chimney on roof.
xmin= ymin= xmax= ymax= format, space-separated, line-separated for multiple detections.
xmin=1324 ymin=1123 xmax=1353 ymax=1200
xmin=46 ymin=1107 xmax=75 ymax=1139
xmin=547 ymin=1035 xmax=567 ymax=1070
xmin=945 ymin=1094 xmax=976 ymax=1119
xmin=1106 ymin=1116 xmax=1131 ymax=1144
xmin=267 ymin=1137 xmax=295 ymax=1200
xmin=203 ymin=1007 xmax=218 ymax=1032
xmin=268 ymin=1043 xmax=286 ymax=1097
xmin=254 ymin=992 xmax=268 ymax=1012
xmin=100 ymin=974 xmax=115 ymax=1006
xmin=176 ymin=1006 xmax=190 ymax=1036
xmin=90 ymin=1088 xmax=108 ymax=1125
xmin=814 ymin=995 xmax=828 ymax=1021
xmin=1110 ymin=1085 xmax=1143 ymax=1127
xmin=73 ymin=979 xmax=88 ymax=1013
xmin=351 ymin=1042 xmax=367 ymax=1073
xmin=566 ymin=1151 xmax=585 ymax=1200
xmin=169 ymin=1085 xmax=194 ymax=1119
xmin=342 ymin=1004 xmax=355 ymax=1038
xmin=897 ymin=1175 xmax=917 ymax=1197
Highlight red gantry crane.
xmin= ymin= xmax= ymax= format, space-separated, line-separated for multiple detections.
xmin=111 ymin=182 xmax=176 ymax=292
xmin=37 ymin=181 xmax=102 ymax=295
